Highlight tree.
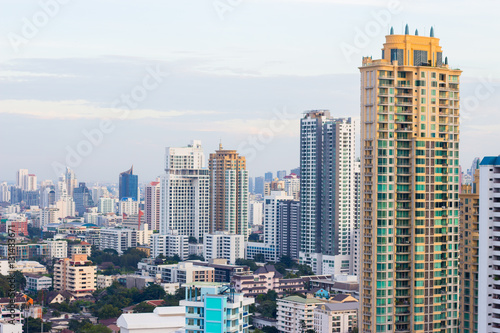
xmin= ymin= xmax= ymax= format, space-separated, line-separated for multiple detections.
xmin=133 ymin=301 xmax=155 ymax=313
xmin=11 ymin=270 xmax=26 ymax=290
xmin=257 ymin=300 xmax=276 ymax=318
xmin=248 ymin=233 xmax=260 ymax=242
xmin=188 ymin=236 xmax=198 ymax=244
xmin=140 ymin=284 xmax=166 ymax=301
xmin=254 ymin=253 xmax=265 ymax=263
xmin=24 ymin=317 xmax=52 ymax=333
xmin=279 ymin=255 xmax=294 ymax=268
xmin=97 ymin=304 xmax=121 ymax=319
xmin=52 ymin=310 xmax=61 ymax=317
xmin=262 ymin=327 xmax=279 ymax=333
xmin=235 ymin=259 xmax=257 ymax=272
xmin=187 ymin=254 xmax=205 ymax=261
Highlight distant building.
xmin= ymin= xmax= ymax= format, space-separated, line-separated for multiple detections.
xmin=73 ymin=183 xmax=95 ymax=216
xmin=284 ymin=173 xmax=300 ymax=201
xmin=254 ymin=177 xmax=265 ymax=196
xmin=98 ymin=198 xmax=115 ymax=214
xmin=119 ymin=198 xmax=139 ymax=216
xmin=97 ymin=275 xmax=117 ymax=289
xmin=119 ymin=166 xmax=139 ymax=201
xmin=265 ymin=172 xmax=273 ymax=182
xmin=313 ymin=298 xmax=358 ymax=333
xmin=209 ymin=144 xmax=249 ymax=238
xmin=144 ymin=180 xmax=161 ymax=231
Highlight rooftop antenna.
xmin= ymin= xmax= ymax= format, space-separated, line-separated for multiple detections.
xmin=219 ymin=139 xmax=223 ymax=150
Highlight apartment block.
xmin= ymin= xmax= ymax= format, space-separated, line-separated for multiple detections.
xmin=53 ymin=254 xmax=96 ymax=297
xmin=204 ymin=232 xmax=244 ymax=265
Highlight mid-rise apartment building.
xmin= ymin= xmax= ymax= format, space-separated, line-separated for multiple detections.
xmin=204 ymin=232 xmax=244 ymax=265
xmin=53 ymin=254 xmax=96 ymax=297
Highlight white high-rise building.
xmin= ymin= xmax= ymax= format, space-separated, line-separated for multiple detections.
xmin=204 ymin=232 xmax=244 ymax=265
xmin=299 ymin=111 xmax=357 ymax=274
xmin=145 ymin=179 xmax=161 ymax=231
xmin=284 ymin=173 xmax=300 ymax=200
xmin=16 ymin=169 xmax=28 ymax=189
xmin=26 ymin=174 xmax=37 ymax=191
xmin=0 ymin=182 xmax=10 ymax=202
xmin=41 ymin=207 xmax=59 ymax=226
xmin=150 ymin=230 xmax=189 ymax=259
xmin=99 ymin=228 xmax=137 ymax=255
xmin=46 ymin=240 xmax=68 ymax=259
xmin=263 ymin=191 xmax=293 ymax=261
xmin=159 ymin=140 xmax=210 ymax=241
xmin=98 ymin=198 xmax=116 ymax=214
xmin=118 ymin=198 xmax=139 ymax=216
xmin=479 ymin=156 xmax=500 ymax=332
xmin=248 ymin=200 xmax=263 ymax=226
xmin=55 ymin=195 xmax=76 ymax=219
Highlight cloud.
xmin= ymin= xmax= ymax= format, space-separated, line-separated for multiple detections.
xmin=0 ymin=99 xmax=220 ymax=120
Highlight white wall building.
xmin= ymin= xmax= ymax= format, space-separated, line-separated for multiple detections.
xmin=0 ymin=182 xmax=11 ymax=202
xmin=263 ymin=191 xmax=293 ymax=262
xmin=159 ymin=140 xmax=210 ymax=241
xmin=98 ymin=197 xmax=116 ymax=214
xmin=204 ymin=232 xmax=244 ymax=265
xmin=99 ymin=228 xmax=137 ymax=255
xmin=313 ymin=302 xmax=358 ymax=333
xmin=284 ymin=173 xmax=300 ymax=201
xmin=479 ymin=156 xmax=500 ymax=332
xmin=248 ymin=200 xmax=263 ymax=226
xmin=117 ymin=306 xmax=185 ymax=333
xmin=277 ymin=296 xmax=325 ymax=333
xmin=46 ymin=240 xmax=68 ymax=259
xmin=55 ymin=195 xmax=76 ymax=219
xmin=119 ymin=198 xmax=139 ymax=216
xmin=150 ymin=230 xmax=189 ymax=260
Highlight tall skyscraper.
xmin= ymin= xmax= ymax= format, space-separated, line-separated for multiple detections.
xmin=209 ymin=144 xmax=248 ymax=238
xmin=248 ymin=177 xmax=254 ymax=194
xmin=299 ymin=111 xmax=357 ymax=275
xmin=64 ymin=167 xmax=78 ymax=197
xmin=278 ymin=199 xmax=300 ymax=260
xmin=291 ymin=167 xmax=300 ymax=177
xmin=73 ymin=182 xmax=95 ymax=216
xmin=359 ymin=27 xmax=461 ymax=332
xmin=254 ymin=176 xmax=265 ymax=196
xmin=16 ymin=169 xmax=28 ymax=189
xmin=145 ymin=179 xmax=161 ymax=231
xmin=264 ymin=172 xmax=273 ymax=182
xmin=119 ymin=166 xmax=138 ymax=200
xmin=159 ymin=140 xmax=210 ymax=241
xmin=478 ymin=157 xmax=500 ymax=332
xmin=459 ymin=168 xmax=479 ymax=333
xmin=276 ymin=170 xmax=287 ymax=180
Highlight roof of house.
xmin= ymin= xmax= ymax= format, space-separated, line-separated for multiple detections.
xmin=315 ymin=301 xmax=359 ymax=312
xmin=254 ymin=265 xmax=283 ymax=278
xmin=281 ymin=295 xmax=324 ymax=304
xmin=116 ymin=306 xmax=185 ymax=330
xmin=331 ymin=294 xmax=357 ymax=303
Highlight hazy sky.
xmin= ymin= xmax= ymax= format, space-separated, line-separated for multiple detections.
xmin=1 ymin=0 xmax=499 ymax=183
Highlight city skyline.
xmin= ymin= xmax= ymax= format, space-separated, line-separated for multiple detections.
xmin=1 ymin=1 xmax=499 ymax=182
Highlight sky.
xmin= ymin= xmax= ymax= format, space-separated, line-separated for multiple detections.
xmin=1 ymin=0 xmax=500 ymax=183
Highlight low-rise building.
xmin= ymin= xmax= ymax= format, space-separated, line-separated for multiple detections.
xmin=12 ymin=261 xmax=47 ymax=274
xmin=97 ymin=275 xmax=117 ymax=289
xmin=158 ymin=262 xmax=214 ymax=284
xmin=277 ymin=295 xmax=326 ymax=333
xmin=308 ymin=274 xmax=359 ymax=298
xmin=232 ymin=265 xmax=305 ymax=297
xmin=117 ymin=306 xmax=185 ymax=333
xmin=313 ymin=297 xmax=358 ymax=333
xmin=180 ymin=282 xmax=254 ymax=333
xmin=25 ymin=274 xmax=52 ymax=292
xmin=191 ymin=259 xmax=251 ymax=283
